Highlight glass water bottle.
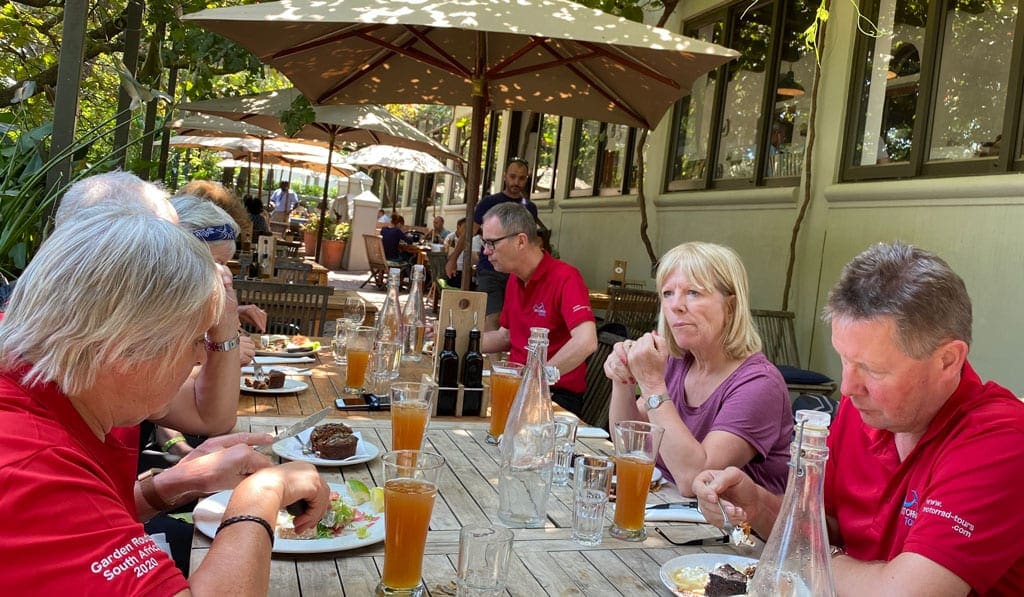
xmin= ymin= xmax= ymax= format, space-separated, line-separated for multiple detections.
xmin=374 ymin=267 xmax=405 ymax=378
xmin=497 ymin=327 xmax=556 ymax=528
xmin=748 ymin=409 xmax=836 ymax=597
xmin=401 ymin=264 xmax=426 ymax=362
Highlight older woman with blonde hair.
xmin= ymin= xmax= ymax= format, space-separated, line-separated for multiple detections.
xmin=0 ymin=207 xmax=329 ymax=594
xmin=605 ymin=242 xmax=792 ymax=495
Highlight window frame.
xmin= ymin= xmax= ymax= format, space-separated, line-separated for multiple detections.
xmin=841 ymin=0 xmax=1024 ymax=181
xmin=568 ymin=119 xmax=638 ymax=198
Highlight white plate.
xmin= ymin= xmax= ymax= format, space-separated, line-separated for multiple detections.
xmin=576 ymin=427 xmax=610 ymax=439
xmin=274 ymin=429 xmax=380 ymax=466
xmin=255 ymin=347 xmax=318 ymax=358
xmin=193 ymin=482 xmax=384 ymax=554
xmin=658 ymin=553 xmax=757 ymax=596
xmin=253 ymin=355 xmax=316 ymax=365
xmin=240 ymin=378 xmax=309 ymax=394
xmin=242 ymin=365 xmax=312 ymax=377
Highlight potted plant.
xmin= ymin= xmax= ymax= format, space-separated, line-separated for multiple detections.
xmin=303 ymin=213 xmax=350 ymax=270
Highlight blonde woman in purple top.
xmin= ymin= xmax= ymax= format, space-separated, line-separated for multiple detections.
xmin=605 ymin=242 xmax=792 ymax=496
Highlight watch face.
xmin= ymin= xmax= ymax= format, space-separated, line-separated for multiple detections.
xmin=647 ymin=395 xmax=665 ymax=410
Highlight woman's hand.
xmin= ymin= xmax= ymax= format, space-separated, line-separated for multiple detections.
xmin=238 ymin=334 xmax=256 ymax=365
xmin=247 ymin=462 xmax=331 ymax=535
xmin=626 ymin=332 xmax=670 ymax=393
xmin=604 ymin=339 xmax=636 ymax=385
xmin=238 ymin=304 xmax=267 ymax=332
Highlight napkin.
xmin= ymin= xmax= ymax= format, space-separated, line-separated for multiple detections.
xmin=242 ymin=365 xmax=312 ymax=377
xmin=644 ymin=502 xmax=707 ymax=523
xmin=576 ymin=427 xmax=610 ymax=439
xmin=253 ymin=355 xmax=316 ymax=365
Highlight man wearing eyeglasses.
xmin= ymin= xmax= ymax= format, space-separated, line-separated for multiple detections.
xmin=447 ymin=157 xmax=537 ymax=331
xmin=479 ymin=202 xmax=597 ymax=417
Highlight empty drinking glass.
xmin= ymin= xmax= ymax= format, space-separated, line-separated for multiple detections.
xmin=572 ymin=456 xmax=614 ymax=546
xmin=455 ymin=525 xmax=514 ymax=596
xmin=551 ymin=414 xmax=579 ymax=486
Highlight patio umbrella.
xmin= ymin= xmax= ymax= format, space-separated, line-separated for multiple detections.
xmin=344 ymin=143 xmax=461 ymax=209
xmin=184 ymin=0 xmax=738 ymax=287
xmin=167 ymin=113 xmax=280 ymax=199
xmin=179 ymin=88 xmax=461 ymax=261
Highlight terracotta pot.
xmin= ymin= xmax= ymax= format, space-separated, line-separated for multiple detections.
xmin=318 ymin=239 xmax=346 ymax=271
xmin=303 ymin=230 xmax=317 ymax=257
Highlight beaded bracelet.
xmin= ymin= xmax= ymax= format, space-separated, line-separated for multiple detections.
xmin=162 ymin=435 xmax=187 ymax=452
xmin=216 ymin=514 xmax=275 ymax=544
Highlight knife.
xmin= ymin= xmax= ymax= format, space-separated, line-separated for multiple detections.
xmin=255 ymin=406 xmax=333 ymax=455
xmin=646 ymin=501 xmax=700 ymax=510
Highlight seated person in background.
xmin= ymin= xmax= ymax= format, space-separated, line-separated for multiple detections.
xmin=175 ymin=179 xmax=251 ymax=253
xmin=380 ymin=214 xmax=417 ymax=264
xmin=694 ymin=242 xmax=1024 ymax=595
xmin=244 ymin=193 xmax=272 ymax=244
xmin=480 ymin=203 xmax=597 ymax=417
xmin=429 ymin=215 xmax=450 ymax=244
xmin=0 ymin=207 xmax=330 ymax=593
xmin=446 ymin=217 xmax=481 ymax=289
xmin=377 ymin=208 xmax=392 ymax=227
xmin=605 ymin=242 xmax=792 ymax=495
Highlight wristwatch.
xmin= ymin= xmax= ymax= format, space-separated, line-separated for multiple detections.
xmin=645 ymin=393 xmax=671 ymax=412
xmin=205 ymin=333 xmax=240 ymax=352
xmin=137 ymin=468 xmax=173 ymax=512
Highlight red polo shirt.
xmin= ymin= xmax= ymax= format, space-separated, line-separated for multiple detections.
xmin=500 ymin=252 xmax=594 ymax=393
xmin=824 ymin=361 xmax=1024 ymax=595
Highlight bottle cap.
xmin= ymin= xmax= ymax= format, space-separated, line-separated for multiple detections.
xmin=795 ymin=409 xmax=831 ymax=430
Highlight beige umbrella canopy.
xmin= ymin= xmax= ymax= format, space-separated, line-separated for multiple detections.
xmin=344 ymin=144 xmax=461 ymax=208
xmin=178 ymin=88 xmax=459 ymax=163
xmin=168 ymin=135 xmax=331 ymax=159
xmin=184 ymin=0 xmax=738 ymax=286
xmin=167 ymin=113 xmax=278 ymax=139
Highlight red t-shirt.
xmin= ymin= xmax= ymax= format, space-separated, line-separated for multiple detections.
xmin=824 ymin=361 xmax=1024 ymax=595
xmin=0 ymin=365 xmax=187 ymax=595
xmin=499 ymin=252 xmax=595 ymax=393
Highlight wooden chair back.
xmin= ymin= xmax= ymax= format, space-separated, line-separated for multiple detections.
xmin=274 ymin=259 xmax=315 ymax=284
xmin=235 ymin=279 xmax=333 ymax=336
xmin=605 ymin=287 xmax=660 ymax=339
xmin=750 ymin=309 xmax=837 ymax=396
xmin=579 ymin=330 xmax=629 ymax=430
xmin=362 ymin=234 xmax=389 ymax=289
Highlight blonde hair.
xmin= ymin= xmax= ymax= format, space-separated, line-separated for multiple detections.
xmin=655 ymin=242 xmax=761 ymax=360
xmin=0 ymin=207 xmax=223 ymax=396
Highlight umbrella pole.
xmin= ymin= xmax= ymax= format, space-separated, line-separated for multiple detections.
xmin=246 ymin=153 xmax=252 ymax=193
xmin=461 ymin=61 xmax=488 ymax=290
xmin=315 ymin=132 xmax=337 ymax=264
xmin=258 ymin=137 xmax=266 ymax=205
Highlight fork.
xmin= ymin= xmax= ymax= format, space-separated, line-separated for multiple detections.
xmin=252 ymin=360 xmax=266 ymax=383
xmin=706 ymin=480 xmax=737 ymax=538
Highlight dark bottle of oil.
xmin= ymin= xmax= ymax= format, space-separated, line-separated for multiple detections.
xmin=460 ymin=325 xmax=484 ymax=415
xmin=436 ymin=322 xmax=460 ymax=416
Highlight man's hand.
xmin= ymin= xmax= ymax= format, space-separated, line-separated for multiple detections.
xmin=693 ymin=467 xmax=778 ymax=538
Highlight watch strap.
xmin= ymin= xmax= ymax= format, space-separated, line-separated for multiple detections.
xmin=138 ymin=468 xmax=173 ymax=512
xmin=205 ymin=333 xmax=240 ymax=352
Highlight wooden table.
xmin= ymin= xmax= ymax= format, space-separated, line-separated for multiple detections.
xmin=589 ymin=289 xmax=610 ymax=311
xmin=325 ymin=291 xmax=378 ymax=329
xmin=190 ymin=414 xmax=745 ymax=595
xmin=400 ymin=242 xmax=430 ymax=266
xmin=220 ymin=350 xmax=754 ymax=594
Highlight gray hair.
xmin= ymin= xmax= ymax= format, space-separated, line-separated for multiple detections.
xmin=655 ymin=242 xmax=761 ymax=360
xmin=823 ymin=242 xmax=972 ymax=358
xmin=55 ymin=171 xmax=175 ymax=227
xmin=482 ymin=202 xmax=537 ymax=242
xmin=171 ymin=194 xmax=241 ymax=241
xmin=0 ymin=206 xmax=223 ymax=396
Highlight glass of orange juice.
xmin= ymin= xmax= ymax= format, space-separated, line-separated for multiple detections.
xmin=487 ymin=361 xmax=524 ymax=444
xmin=344 ymin=326 xmax=376 ymax=394
xmin=377 ymin=450 xmax=446 ymax=596
xmin=609 ymin=420 xmax=665 ymax=541
xmin=390 ymin=382 xmax=438 ymax=451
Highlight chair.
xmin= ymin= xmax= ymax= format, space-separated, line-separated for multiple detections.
xmin=425 ymin=250 xmax=451 ymax=314
xmin=578 ymin=329 xmax=629 ymax=430
xmin=234 ymin=279 xmax=334 ymax=336
xmin=274 ymin=259 xmax=314 ymax=284
xmin=750 ymin=309 xmax=837 ymax=396
xmin=361 ymin=234 xmax=410 ymax=289
xmin=605 ymin=287 xmax=660 ymax=339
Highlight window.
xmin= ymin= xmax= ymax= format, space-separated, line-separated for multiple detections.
xmin=844 ymin=0 xmax=1024 ymax=180
xmin=530 ymin=114 xmax=561 ymax=199
xmin=569 ymin=120 xmax=637 ymax=196
xmin=665 ymin=0 xmax=815 ymax=191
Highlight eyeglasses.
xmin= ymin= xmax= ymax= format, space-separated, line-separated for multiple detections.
xmin=481 ymin=233 xmax=520 ymax=251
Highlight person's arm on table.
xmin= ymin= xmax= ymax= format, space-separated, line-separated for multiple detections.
xmin=547 ymin=321 xmax=597 ymax=379
xmin=134 ymin=432 xmax=275 ymax=522
xmin=831 ymin=553 xmax=969 ymax=597
xmin=693 ymin=466 xmax=782 ymax=538
xmin=481 ymin=327 xmax=511 ymax=355
xmin=180 ymin=462 xmax=330 ymax=596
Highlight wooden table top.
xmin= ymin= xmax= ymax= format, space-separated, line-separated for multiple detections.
xmin=190 ymin=415 xmax=751 ymax=595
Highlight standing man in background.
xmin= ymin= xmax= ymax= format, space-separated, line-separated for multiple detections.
xmin=269 ymin=180 xmax=298 ymax=223
xmin=448 ymin=157 xmax=538 ymax=331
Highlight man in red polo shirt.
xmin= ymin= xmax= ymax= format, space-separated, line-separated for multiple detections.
xmin=694 ymin=242 xmax=1024 ymax=595
xmin=479 ymin=202 xmax=597 ymax=416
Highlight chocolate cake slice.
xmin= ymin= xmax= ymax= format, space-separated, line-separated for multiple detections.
xmin=704 ymin=563 xmax=748 ymax=596
xmin=310 ymin=423 xmax=358 ymax=459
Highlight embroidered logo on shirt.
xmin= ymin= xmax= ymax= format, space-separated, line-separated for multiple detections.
xmin=532 ymin=302 xmax=547 ymax=318
xmin=900 ymin=489 xmax=919 ymax=527
xmin=921 ymin=498 xmax=975 ymax=538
